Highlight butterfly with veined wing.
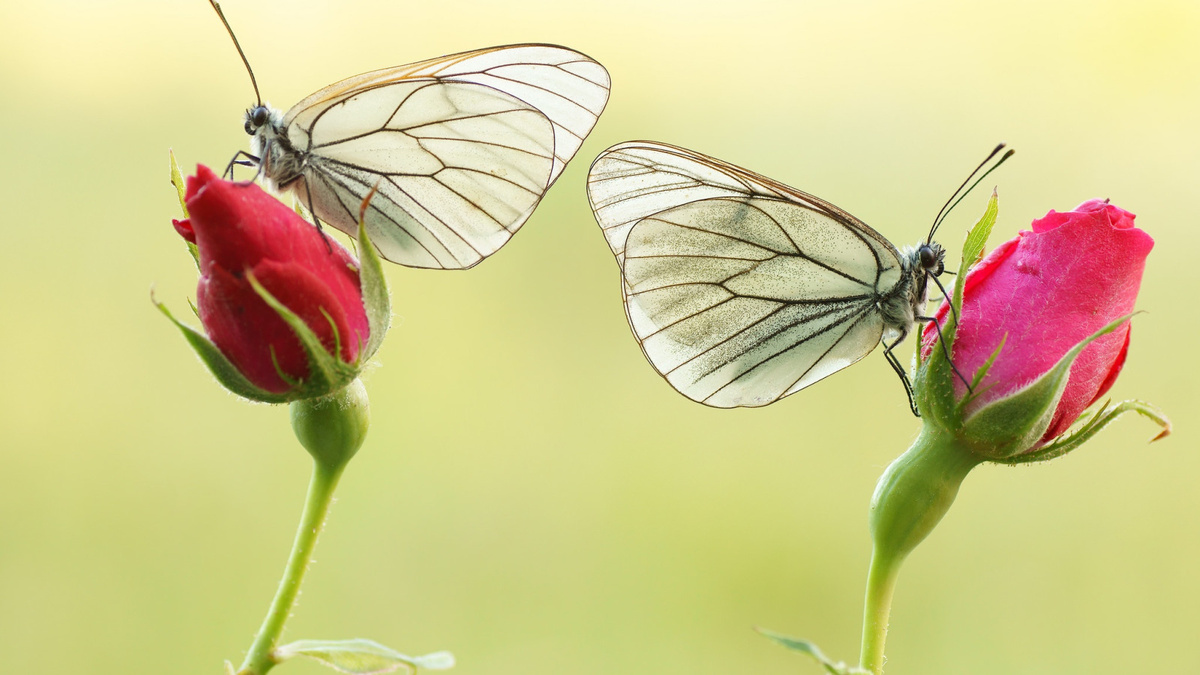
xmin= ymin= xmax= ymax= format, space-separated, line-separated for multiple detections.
xmin=208 ymin=0 xmax=610 ymax=269
xmin=586 ymin=141 xmax=1011 ymax=415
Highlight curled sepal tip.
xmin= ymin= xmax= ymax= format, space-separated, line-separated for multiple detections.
xmin=1000 ymin=398 xmax=1171 ymax=465
xmin=756 ymin=628 xmax=868 ymax=675
xmin=274 ymin=638 xmax=455 ymax=675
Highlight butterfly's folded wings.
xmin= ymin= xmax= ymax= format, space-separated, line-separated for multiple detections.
xmin=587 ymin=142 xmax=905 ymax=408
xmin=284 ymin=45 xmax=611 ymax=269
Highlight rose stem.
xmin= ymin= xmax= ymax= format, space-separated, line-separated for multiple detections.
xmin=237 ymin=460 xmax=343 ymax=675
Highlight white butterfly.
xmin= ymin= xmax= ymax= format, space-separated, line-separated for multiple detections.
xmin=211 ymin=3 xmax=610 ymax=269
xmin=587 ymin=141 xmax=1008 ymax=412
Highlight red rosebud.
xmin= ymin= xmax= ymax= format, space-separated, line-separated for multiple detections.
xmin=921 ymin=199 xmax=1153 ymax=447
xmin=173 ymin=165 xmax=369 ymax=394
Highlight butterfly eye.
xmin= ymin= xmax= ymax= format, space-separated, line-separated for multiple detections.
xmin=244 ymin=106 xmax=269 ymax=135
xmin=919 ymin=244 xmax=941 ymax=273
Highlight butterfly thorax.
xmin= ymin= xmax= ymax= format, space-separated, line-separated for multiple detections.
xmin=880 ymin=242 xmax=946 ymax=344
xmin=245 ymin=104 xmax=304 ymax=190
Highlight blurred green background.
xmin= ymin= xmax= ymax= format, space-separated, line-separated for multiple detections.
xmin=1 ymin=0 xmax=1196 ymax=673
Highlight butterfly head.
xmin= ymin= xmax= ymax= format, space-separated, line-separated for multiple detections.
xmin=244 ymin=104 xmax=287 ymax=165
xmin=243 ymin=105 xmax=277 ymax=135
xmin=918 ymin=242 xmax=946 ymax=278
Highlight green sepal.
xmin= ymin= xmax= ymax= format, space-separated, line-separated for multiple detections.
xmin=959 ymin=314 xmax=1134 ymax=460
xmin=274 ymin=638 xmax=455 ymax=675
xmin=915 ymin=191 xmax=999 ymax=426
xmin=153 ymin=292 xmax=289 ymax=404
xmin=245 ymin=271 xmax=361 ymax=400
xmin=999 ymin=399 xmax=1171 ymax=465
xmin=356 ymin=218 xmax=391 ymax=362
xmin=959 ymin=188 xmax=1000 ymax=277
xmin=756 ymin=628 xmax=867 ymax=675
xmin=168 ymin=149 xmax=200 ymax=269
xmin=956 ymin=333 xmax=1006 ymax=413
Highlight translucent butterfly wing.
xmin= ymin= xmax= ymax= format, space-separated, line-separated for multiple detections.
xmin=284 ymin=45 xmax=610 ymax=269
xmin=587 ymin=142 xmax=906 ymax=408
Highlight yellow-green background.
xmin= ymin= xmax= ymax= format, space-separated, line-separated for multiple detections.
xmin=1 ymin=1 xmax=1196 ymax=673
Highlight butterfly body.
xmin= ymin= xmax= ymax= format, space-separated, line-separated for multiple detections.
xmin=245 ymin=104 xmax=304 ymax=189
xmin=880 ymin=243 xmax=945 ymax=345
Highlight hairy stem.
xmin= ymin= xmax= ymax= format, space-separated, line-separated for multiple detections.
xmin=237 ymin=461 xmax=343 ymax=675
xmin=859 ymin=548 xmax=902 ymax=674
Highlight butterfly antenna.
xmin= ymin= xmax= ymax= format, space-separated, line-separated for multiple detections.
xmin=208 ymin=0 xmax=262 ymax=107
xmin=927 ymin=143 xmax=1013 ymax=243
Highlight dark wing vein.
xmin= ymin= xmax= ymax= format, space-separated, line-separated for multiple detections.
xmin=589 ymin=141 xmax=902 ymax=407
xmin=280 ymin=44 xmax=609 ymax=269
xmin=702 ymin=302 xmax=875 ymax=405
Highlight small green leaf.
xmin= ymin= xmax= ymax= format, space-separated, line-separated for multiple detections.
xmin=1001 ymin=399 xmax=1171 ymax=465
xmin=169 ymin=149 xmax=189 ymax=219
xmin=356 ymin=218 xmax=391 ymax=362
xmin=168 ymin=149 xmax=200 ymax=269
xmin=948 ymin=188 xmax=999 ymax=354
xmin=755 ymin=628 xmax=867 ymax=675
xmin=962 ymin=314 xmax=1134 ymax=459
xmin=275 ymin=639 xmax=454 ymax=675
xmin=153 ymin=292 xmax=288 ymax=404
xmin=959 ymin=188 xmax=999 ymax=284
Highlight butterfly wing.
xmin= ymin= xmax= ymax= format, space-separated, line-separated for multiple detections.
xmin=587 ymin=141 xmax=906 ymax=408
xmin=283 ymin=44 xmax=611 ymax=269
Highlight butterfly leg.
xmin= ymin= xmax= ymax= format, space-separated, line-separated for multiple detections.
xmin=926 ymin=273 xmax=963 ymax=333
xmin=927 ymin=270 xmax=957 ymax=303
xmin=917 ymin=314 xmax=974 ymax=393
xmin=882 ymin=337 xmax=920 ymax=417
xmin=223 ymin=150 xmax=260 ymax=182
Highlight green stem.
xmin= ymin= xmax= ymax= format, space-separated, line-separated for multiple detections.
xmin=857 ymin=426 xmax=981 ymax=674
xmin=859 ymin=548 xmax=902 ymax=674
xmin=237 ymin=461 xmax=344 ymax=675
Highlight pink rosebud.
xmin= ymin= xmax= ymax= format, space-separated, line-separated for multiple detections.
xmin=921 ymin=199 xmax=1153 ymax=448
xmin=173 ymin=165 xmax=369 ymax=394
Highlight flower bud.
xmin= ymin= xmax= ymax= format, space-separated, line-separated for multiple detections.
xmin=159 ymin=162 xmax=390 ymax=403
xmin=919 ymin=199 xmax=1158 ymax=457
xmin=855 ymin=196 xmax=1169 ymax=675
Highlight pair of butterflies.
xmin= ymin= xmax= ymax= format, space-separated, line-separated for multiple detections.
xmin=221 ymin=13 xmax=986 ymax=414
